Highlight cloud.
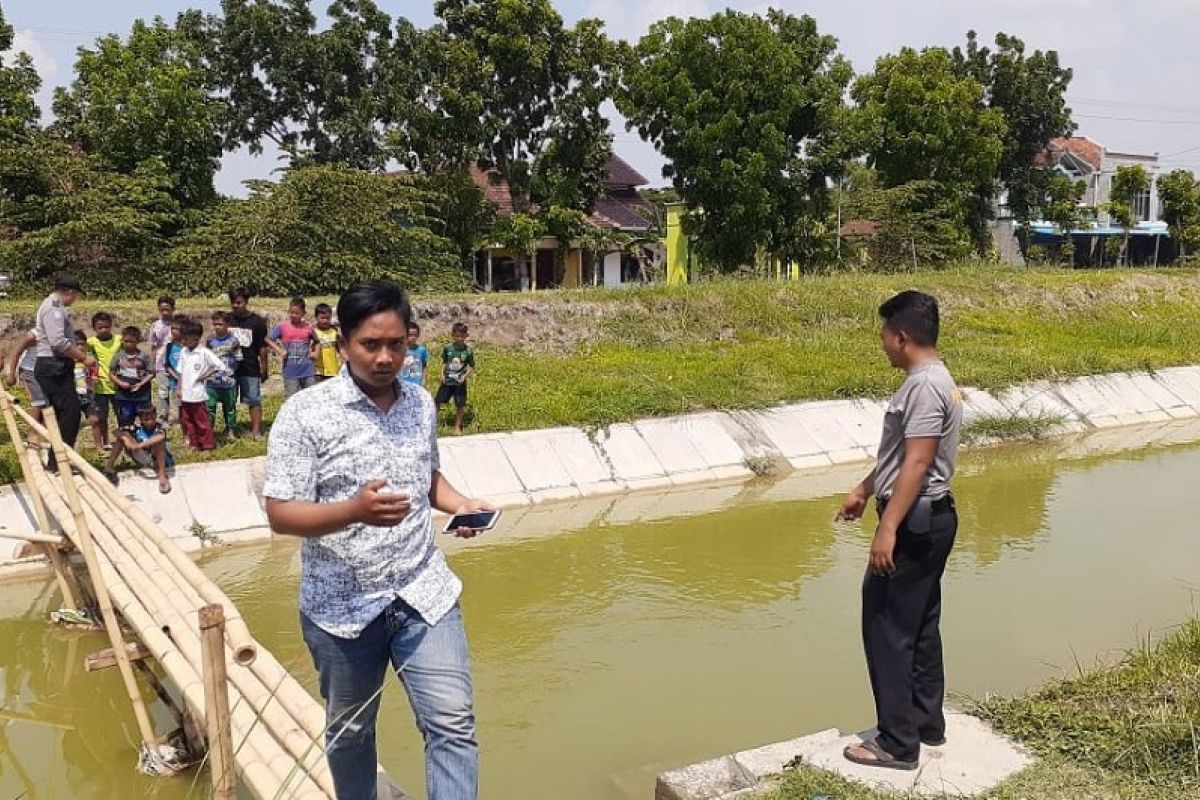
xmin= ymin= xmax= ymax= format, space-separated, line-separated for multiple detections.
xmin=585 ymin=0 xmax=713 ymax=42
xmin=8 ymin=29 xmax=58 ymax=83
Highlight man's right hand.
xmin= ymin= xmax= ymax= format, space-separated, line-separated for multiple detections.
xmin=353 ymin=479 xmax=411 ymax=526
xmin=82 ymin=355 xmax=98 ymax=369
xmin=836 ymin=486 xmax=869 ymax=522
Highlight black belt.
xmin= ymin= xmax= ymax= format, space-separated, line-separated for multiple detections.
xmin=876 ymin=494 xmax=954 ymax=516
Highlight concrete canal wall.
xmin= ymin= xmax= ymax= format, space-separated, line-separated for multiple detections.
xmin=4 ymin=365 xmax=1200 ymax=569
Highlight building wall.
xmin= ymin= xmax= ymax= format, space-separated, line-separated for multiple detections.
xmin=603 ymin=252 xmax=622 ymax=287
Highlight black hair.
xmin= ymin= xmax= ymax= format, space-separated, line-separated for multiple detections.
xmin=73 ymin=329 xmax=87 ymax=342
xmin=211 ymin=310 xmax=228 ymax=323
xmin=315 ymin=303 xmax=333 ymax=316
xmin=451 ymin=322 xmax=468 ymax=335
xmin=228 ymin=287 xmax=252 ymax=303
xmin=172 ymin=313 xmax=189 ymax=325
xmin=157 ymin=296 xmax=175 ymax=308
xmin=878 ymin=290 xmax=939 ymax=347
xmin=289 ymin=295 xmax=306 ymax=311
xmin=408 ymin=321 xmax=420 ymax=333
xmin=336 ymin=281 xmax=412 ymax=340
xmin=121 ymin=325 xmax=141 ymax=339
xmin=136 ymin=404 xmax=156 ymax=417
xmin=91 ymin=312 xmax=113 ymax=326
xmin=181 ymin=320 xmax=204 ymax=339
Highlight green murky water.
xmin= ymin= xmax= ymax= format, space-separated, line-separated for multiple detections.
xmin=4 ymin=426 xmax=1200 ymax=799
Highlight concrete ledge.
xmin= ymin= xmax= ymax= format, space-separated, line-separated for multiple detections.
xmin=657 ymin=711 xmax=1032 ymax=799
xmin=5 ymin=364 xmax=1200 ymax=569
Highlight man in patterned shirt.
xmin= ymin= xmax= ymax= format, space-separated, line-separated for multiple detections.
xmin=264 ymin=280 xmax=493 ymax=800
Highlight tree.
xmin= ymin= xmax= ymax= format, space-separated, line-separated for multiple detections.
xmin=840 ymin=166 xmax=973 ymax=269
xmin=1158 ymin=169 xmax=1200 ymax=258
xmin=432 ymin=0 xmax=617 ymax=214
xmin=165 ymin=166 xmax=463 ymax=295
xmin=578 ymin=223 xmax=625 ymax=286
xmin=1040 ymin=174 xmax=1088 ymax=264
xmin=0 ymin=135 xmax=181 ymax=294
xmin=852 ymin=46 xmax=1006 ymax=255
xmin=618 ymin=9 xmax=852 ymax=271
xmin=184 ymin=0 xmax=396 ymax=169
xmin=428 ymin=169 xmax=496 ymax=272
xmin=492 ymin=213 xmax=544 ymax=290
xmin=0 ymin=6 xmax=42 ymax=141
xmin=954 ymin=31 xmax=1075 ymax=232
xmin=52 ymin=17 xmax=223 ymax=207
xmin=1105 ymin=164 xmax=1148 ymax=265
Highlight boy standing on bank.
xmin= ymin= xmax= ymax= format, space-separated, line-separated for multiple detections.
xmin=312 ymin=303 xmax=341 ymax=382
xmin=87 ymin=312 xmax=121 ymax=451
xmin=177 ymin=320 xmax=231 ymax=452
xmin=435 ymin=322 xmax=475 ymax=435
xmin=110 ymin=326 xmax=153 ymax=430
xmin=268 ymin=296 xmax=318 ymax=398
xmin=207 ymin=311 xmax=242 ymax=442
xmin=837 ymin=290 xmax=963 ymax=773
xmin=228 ymin=288 xmax=269 ymax=440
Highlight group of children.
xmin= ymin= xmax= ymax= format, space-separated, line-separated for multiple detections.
xmin=3 ymin=294 xmax=480 ymax=491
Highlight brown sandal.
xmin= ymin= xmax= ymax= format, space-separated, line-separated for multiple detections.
xmin=843 ymin=739 xmax=918 ymax=771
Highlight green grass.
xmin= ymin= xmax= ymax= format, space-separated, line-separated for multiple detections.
xmin=763 ymin=620 xmax=1200 ymax=800
xmin=962 ymin=411 xmax=1065 ymax=445
xmin=5 ymin=266 xmax=1200 ymax=481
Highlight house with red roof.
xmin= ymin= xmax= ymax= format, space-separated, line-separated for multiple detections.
xmin=471 ymin=153 xmax=663 ymax=290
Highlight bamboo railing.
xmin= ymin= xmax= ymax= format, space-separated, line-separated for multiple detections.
xmin=0 ymin=388 xmax=403 ymax=799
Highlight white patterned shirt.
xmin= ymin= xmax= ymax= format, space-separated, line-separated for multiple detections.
xmin=263 ymin=367 xmax=461 ymax=638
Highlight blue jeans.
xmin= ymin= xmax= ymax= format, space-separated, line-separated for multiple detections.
xmin=301 ymin=600 xmax=478 ymax=800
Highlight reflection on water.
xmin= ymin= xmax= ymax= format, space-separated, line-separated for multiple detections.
xmin=4 ymin=424 xmax=1200 ymax=799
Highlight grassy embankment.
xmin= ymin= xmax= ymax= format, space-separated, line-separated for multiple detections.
xmin=764 ymin=619 xmax=1200 ymax=800
xmin=3 ymin=265 xmax=1200 ymax=483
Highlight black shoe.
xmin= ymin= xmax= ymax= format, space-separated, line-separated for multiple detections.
xmin=921 ymin=736 xmax=947 ymax=747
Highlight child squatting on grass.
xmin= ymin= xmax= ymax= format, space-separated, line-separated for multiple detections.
xmin=104 ymin=404 xmax=173 ymax=494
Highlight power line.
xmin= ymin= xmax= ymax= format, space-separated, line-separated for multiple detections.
xmin=1076 ymin=113 xmax=1200 ymax=125
xmin=1073 ymin=96 xmax=1200 ymax=116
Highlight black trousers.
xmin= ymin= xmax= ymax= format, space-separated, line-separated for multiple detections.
xmin=862 ymin=501 xmax=957 ymax=761
xmin=33 ymin=357 xmax=81 ymax=471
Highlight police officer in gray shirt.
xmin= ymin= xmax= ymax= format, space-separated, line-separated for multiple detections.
xmin=33 ymin=274 xmax=96 ymax=472
xmin=837 ymin=290 xmax=963 ymax=772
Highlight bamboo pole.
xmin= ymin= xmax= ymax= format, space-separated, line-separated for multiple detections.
xmin=0 ymin=391 xmax=80 ymax=607
xmin=201 ymin=604 xmax=237 ymax=800
xmin=75 ymin=484 xmax=336 ymax=794
xmin=27 ymin=460 xmax=329 ymax=799
xmin=6 ymin=396 xmax=258 ymax=666
xmin=5 ymin=530 xmax=69 ymax=545
xmin=42 ymin=406 xmax=159 ymax=750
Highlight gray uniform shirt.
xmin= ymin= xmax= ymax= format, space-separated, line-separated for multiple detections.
xmin=873 ymin=359 xmax=963 ymax=501
xmin=34 ymin=293 xmax=75 ymax=358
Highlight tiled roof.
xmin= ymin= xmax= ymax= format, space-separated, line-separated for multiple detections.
xmin=590 ymin=193 xmax=653 ymax=231
xmin=840 ymin=219 xmax=879 ymax=238
xmin=1046 ymin=136 xmax=1103 ymax=171
xmin=468 ymin=165 xmax=514 ymax=217
xmin=603 ymin=154 xmax=648 ymax=188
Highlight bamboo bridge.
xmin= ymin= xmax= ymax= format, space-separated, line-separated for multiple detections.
xmin=0 ymin=389 xmax=404 ymax=799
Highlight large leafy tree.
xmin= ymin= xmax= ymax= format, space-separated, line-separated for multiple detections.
xmin=852 ymin=47 xmax=1006 ymax=254
xmin=164 ymin=166 xmax=464 ymax=295
xmin=52 ymin=18 xmax=223 ymax=207
xmin=1040 ymin=174 xmax=1089 ymax=264
xmin=0 ymin=136 xmax=181 ymax=294
xmin=954 ymin=31 xmax=1075 ymax=232
xmin=184 ymin=0 xmax=395 ymax=169
xmin=1159 ymin=169 xmax=1200 ymax=258
xmin=431 ymin=0 xmax=617 ymax=214
xmin=618 ymin=9 xmax=852 ymax=271
xmin=0 ymin=7 xmax=41 ymax=141
xmin=1105 ymin=164 xmax=1149 ymax=265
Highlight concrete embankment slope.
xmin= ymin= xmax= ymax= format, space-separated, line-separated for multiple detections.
xmin=3 ymin=365 xmax=1200 ymax=568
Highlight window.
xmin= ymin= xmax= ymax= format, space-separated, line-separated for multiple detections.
xmin=1132 ymin=187 xmax=1152 ymax=222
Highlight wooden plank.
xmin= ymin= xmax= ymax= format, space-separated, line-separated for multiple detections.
xmin=84 ymin=642 xmax=153 ymax=672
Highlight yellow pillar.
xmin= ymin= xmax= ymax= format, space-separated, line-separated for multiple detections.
xmin=563 ymin=249 xmax=582 ymax=288
xmin=666 ymin=204 xmax=688 ymax=286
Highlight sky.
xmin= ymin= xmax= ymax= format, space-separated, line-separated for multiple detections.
xmin=5 ymin=0 xmax=1200 ymax=196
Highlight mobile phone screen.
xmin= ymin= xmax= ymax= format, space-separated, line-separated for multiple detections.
xmin=443 ymin=510 xmax=500 ymax=533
